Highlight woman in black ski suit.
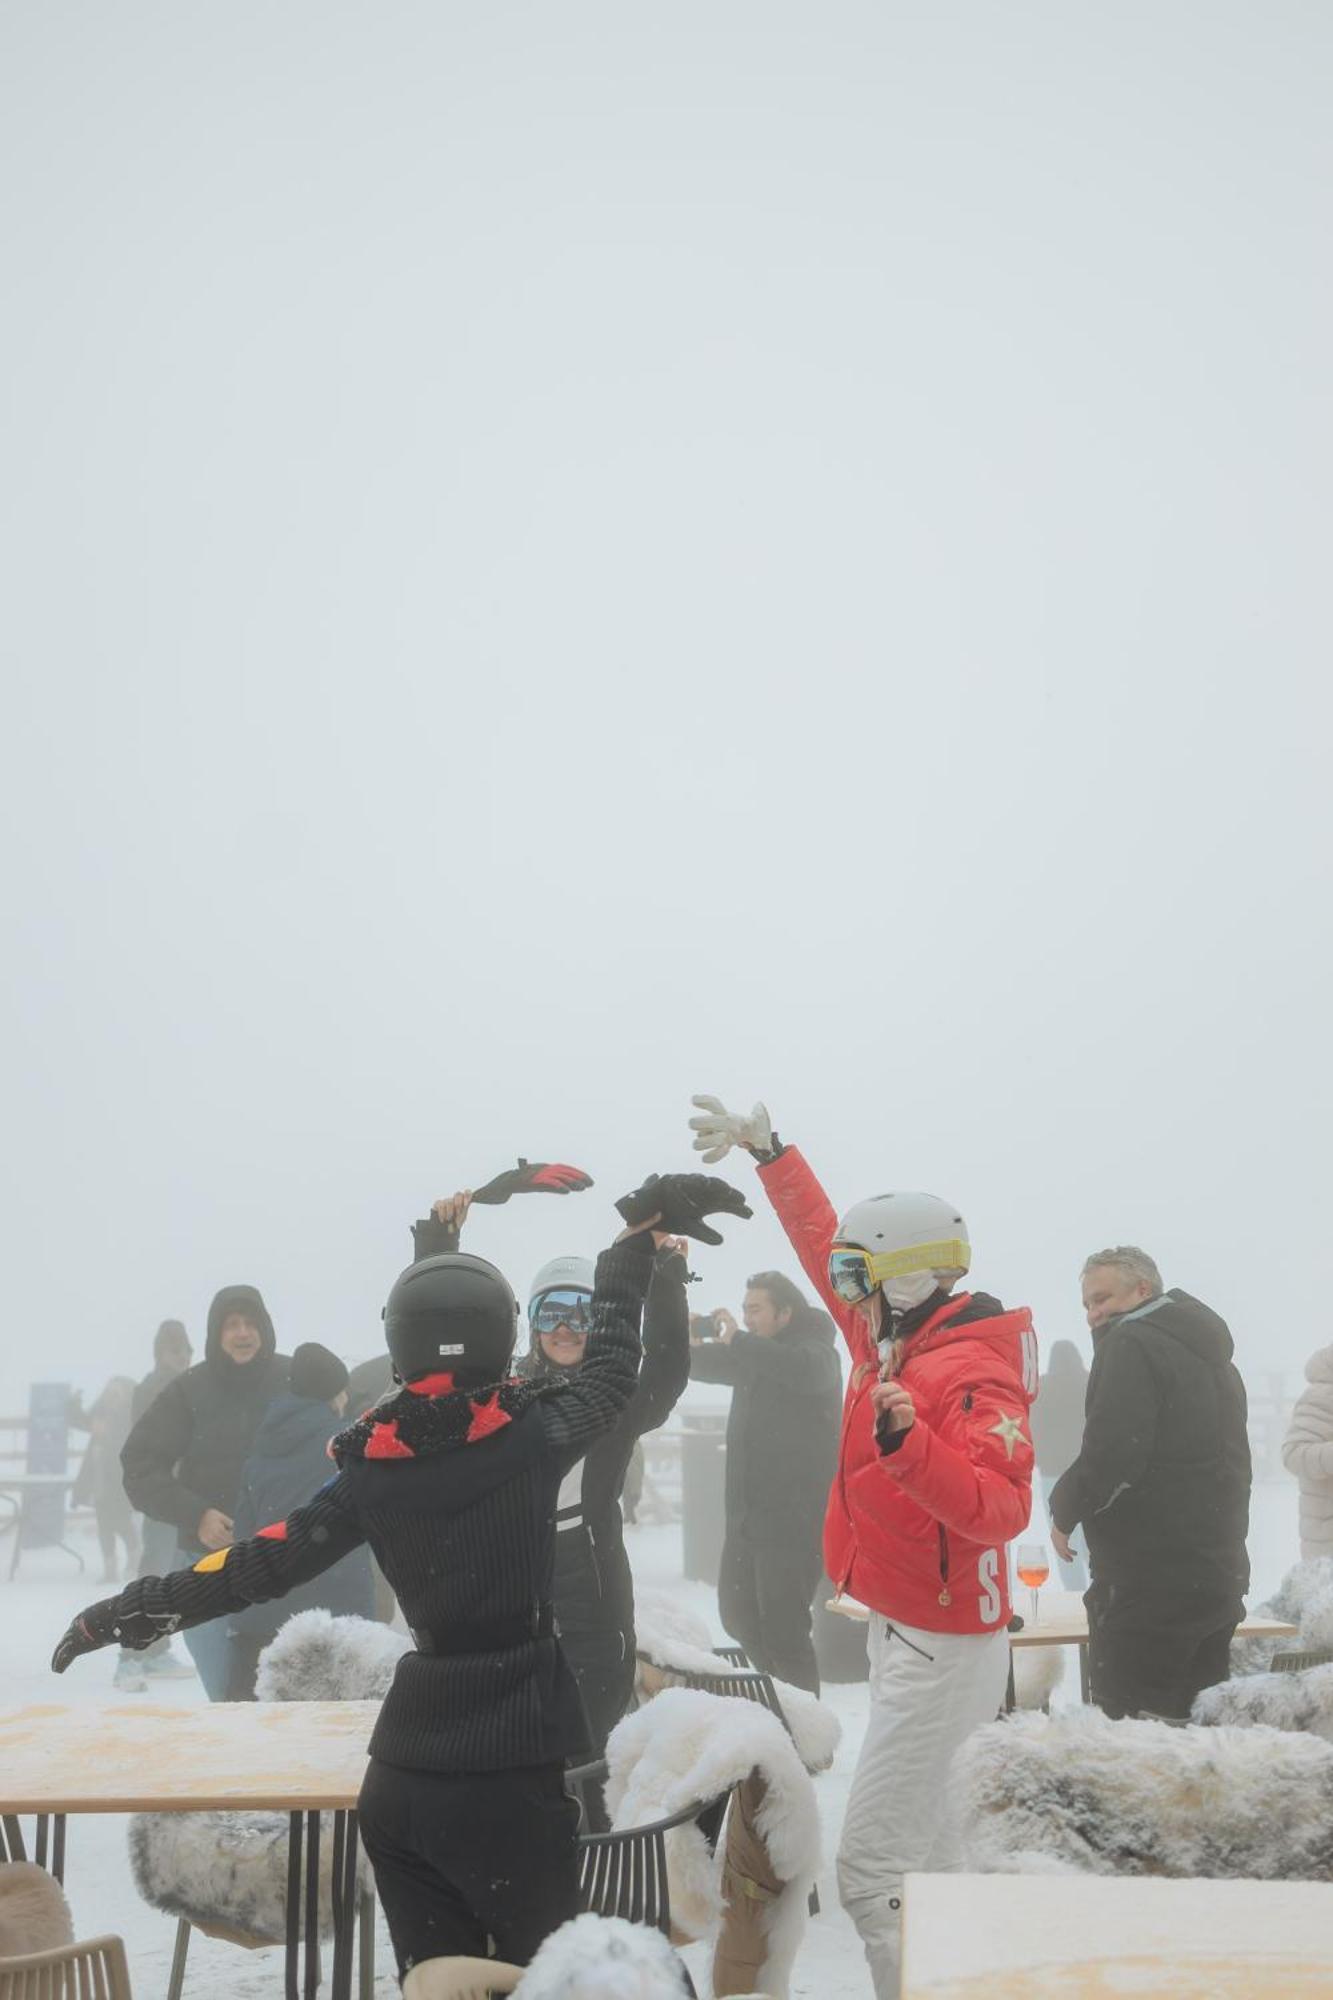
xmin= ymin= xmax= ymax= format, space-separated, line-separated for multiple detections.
xmin=52 ymin=1172 xmax=749 ymax=1978
xmin=516 ymin=1239 xmax=691 ymax=1754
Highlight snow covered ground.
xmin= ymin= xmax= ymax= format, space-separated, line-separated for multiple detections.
xmin=0 ymin=1475 xmax=1304 ymax=1997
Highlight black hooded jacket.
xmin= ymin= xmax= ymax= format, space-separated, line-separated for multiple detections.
xmin=1049 ymin=1289 xmax=1251 ymax=1596
xmin=689 ymin=1302 xmax=842 ymax=1546
xmin=515 ymin=1247 xmax=690 ymax=1671
xmin=121 ymin=1286 xmax=289 ymax=1551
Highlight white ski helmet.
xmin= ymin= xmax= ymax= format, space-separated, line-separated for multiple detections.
xmin=528 ymin=1255 xmax=595 ymax=1303
xmin=829 ymin=1192 xmax=970 ymax=1306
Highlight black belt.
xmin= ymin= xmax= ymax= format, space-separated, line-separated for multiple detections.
xmin=411 ymin=1603 xmax=556 ymax=1656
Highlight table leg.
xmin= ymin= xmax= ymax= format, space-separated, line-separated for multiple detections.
xmin=285 ymin=1810 xmax=304 ymax=2000
xmin=35 ymin=1814 xmax=48 ymax=1869
xmin=330 ymin=1810 xmax=361 ymax=2000
xmin=52 ymin=1814 xmax=66 ymax=1884
xmin=304 ymin=1809 xmax=322 ymax=2000
xmin=358 ymin=1880 xmax=375 ymax=2000
xmin=1079 ymin=1641 xmax=1092 ymax=1704
xmin=1005 ymin=1649 xmax=1017 ymax=1714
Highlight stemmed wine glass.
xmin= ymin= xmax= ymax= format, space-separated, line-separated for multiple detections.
xmin=1016 ymin=1542 xmax=1050 ymax=1625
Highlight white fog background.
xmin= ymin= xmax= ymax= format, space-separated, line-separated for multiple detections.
xmin=2 ymin=2 xmax=1330 ymax=1412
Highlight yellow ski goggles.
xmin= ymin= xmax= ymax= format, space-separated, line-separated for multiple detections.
xmin=827 ymin=1239 xmax=971 ymax=1304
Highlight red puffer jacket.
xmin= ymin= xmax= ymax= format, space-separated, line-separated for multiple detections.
xmin=759 ymin=1148 xmax=1038 ymax=1635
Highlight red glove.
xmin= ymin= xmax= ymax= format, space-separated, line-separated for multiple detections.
xmin=470 ymin=1158 xmax=594 ymax=1205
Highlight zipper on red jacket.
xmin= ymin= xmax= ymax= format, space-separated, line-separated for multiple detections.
xmin=937 ymin=1523 xmax=952 ymax=1608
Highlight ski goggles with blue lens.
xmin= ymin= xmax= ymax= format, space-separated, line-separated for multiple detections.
xmin=828 ymin=1249 xmax=880 ymax=1304
xmin=528 ymin=1288 xmax=594 ymax=1336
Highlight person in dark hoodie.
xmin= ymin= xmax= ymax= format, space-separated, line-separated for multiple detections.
xmin=54 ymin=1170 xmax=751 ymax=1980
xmin=1050 ymin=1245 xmax=1252 ymax=1720
xmin=225 ymin=1341 xmax=376 ymax=1698
xmin=689 ymin=1269 xmax=842 ymax=1692
xmin=120 ymin=1284 xmax=288 ymax=1698
xmin=516 ymin=1228 xmax=691 ymax=1763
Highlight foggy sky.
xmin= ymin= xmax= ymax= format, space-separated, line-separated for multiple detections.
xmin=2 ymin=2 xmax=1329 ymax=1406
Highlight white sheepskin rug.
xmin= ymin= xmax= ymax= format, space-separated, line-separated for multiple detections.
xmin=514 ymin=1913 xmax=693 ymax=2000
xmin=1193 ymin=1660 xmax=1333 ymax=1740
xmin=1230 ymin=1556 xmax=1333 ymax=1676
xmin=604 ymin=1688 xmax=820 ymax=1999
xmin=129 ymin=1809 xmax=372 ymax=1943
xmin=255 ymin=1607 xmax=409 ymax=1702
xmin=955 ymin=1706 xmax=1333 ymax=1880
xmin=633 ymin=1592 xmax=840 ymax=1774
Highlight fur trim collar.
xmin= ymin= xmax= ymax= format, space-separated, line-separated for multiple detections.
xmin=331 ymin=1373 xmax=552 ymax=1465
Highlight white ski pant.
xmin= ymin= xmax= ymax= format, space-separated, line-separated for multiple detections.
xmin=837 ymin=1614 xmax=1010 ymax=2000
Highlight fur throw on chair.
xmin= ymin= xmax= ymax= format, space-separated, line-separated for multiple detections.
xmin=632 ymin=1592 xmax=840 ymax=1774
xmin=255 ymin=1607 xmax=410 ymax=1702
xmin=955 ymin=1707 xmax=1333 ymax=1881
xmin=604 ymin=1688 xmax=820 ymax=2000
xmin=129 ymin=1810 xmax=367 ymax=1945
xmin=0 ymin=1862 xmax=74 ymax=1956
xmin=1193 ymin=1660 xmax=1333 ymax=1740
xmin=1230 ymin=1557 xmax=1333 ymax=1676
xmin=514 ymin=1913 xmax=695 ymax=2000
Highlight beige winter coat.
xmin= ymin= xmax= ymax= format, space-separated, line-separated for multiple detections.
xmin=1282 ymin=1346 xmax=1333 ymax=1560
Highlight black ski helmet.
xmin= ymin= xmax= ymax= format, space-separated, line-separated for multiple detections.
xmin=383 ymin=1253 xmax=519 ymax=1387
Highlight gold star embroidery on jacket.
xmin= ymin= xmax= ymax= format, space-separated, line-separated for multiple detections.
xmin=989 ymin=1412 xmax=1026 ymax=1460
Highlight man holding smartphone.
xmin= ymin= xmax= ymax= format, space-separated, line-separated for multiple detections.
xmin=688 ymin=1272 xmax=841 ymax=1692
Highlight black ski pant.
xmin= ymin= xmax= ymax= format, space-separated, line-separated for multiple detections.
xmin=718 ymin=1525 xmax=823 ymax=1694
xmin=357 ymin=1758 xmax=580 ymax=1977
xmin=1085 ymin=1578 xmax=1242 ymax=1721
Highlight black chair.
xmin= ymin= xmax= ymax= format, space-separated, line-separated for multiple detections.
xmin=677 ymin=1665 xmax=791 ymax=1738
xmin=712 ymin=1645 xmax=750 ymax=1668
xmin=1272 ymin=1648 xmax=1333 ymax=1673
xmin=576 ymin=1792 xmax=732 ymax=1936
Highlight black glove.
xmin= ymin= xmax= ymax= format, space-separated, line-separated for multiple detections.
xmin=471 ymin=1159 xmax=594 ymax=1205
xmin=52 ymin=1594 xmax=177 ymax=1674
xmin=615 ymin=1172 xmax=753 ymax=1247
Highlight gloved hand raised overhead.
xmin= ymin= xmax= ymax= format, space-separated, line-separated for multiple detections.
xmin=615 ymin=1172 xmax=753 ymax=1247
xmin=470 ymin=1159 xmax=593 ymax=1204
xmin=688 ymin=1095 xmax=773 ymax=1164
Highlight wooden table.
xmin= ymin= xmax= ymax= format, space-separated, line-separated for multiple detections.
xmin=0 ymin=1700 xmax=379 ymax=2000
xmin=827 ymin=1591 xmax=1299 ymax=1702
xmin=901 ymin=1870 xmax=1333 ymax=1996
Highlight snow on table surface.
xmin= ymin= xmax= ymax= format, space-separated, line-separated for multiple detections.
xmin=901 ymin=1873 xmax=1333 ymax=1998
xmin=0 ymin=1697 xmax=378 ymax=1811
xmin=0 ymin=1476 xmax=1304 ymax=1999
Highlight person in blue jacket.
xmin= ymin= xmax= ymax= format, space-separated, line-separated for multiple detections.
xmin=226 ymin=1341 xmax=376 ymax=1697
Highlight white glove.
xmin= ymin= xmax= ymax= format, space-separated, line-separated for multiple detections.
xmin=688 ymin=1095 xmax=773 ymax=1164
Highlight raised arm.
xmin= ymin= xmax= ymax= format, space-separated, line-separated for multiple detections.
xmin=54 ymin=1475 xmax=366 ymax=1672
xmin=687 ymin=1095 xmax=864 ymax=1361
xmin=623 ymin=1240 xmax=692 ymax=1436
xmin=543 ymin=1173 xmax=753 ymax=1470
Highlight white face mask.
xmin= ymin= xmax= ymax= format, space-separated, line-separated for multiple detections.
xmin=884 ymin=1270 xmax=940 ymax=1316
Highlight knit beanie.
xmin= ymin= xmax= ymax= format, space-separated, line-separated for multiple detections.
xmin=289 ymin=1342 xmax=350 ymax=1403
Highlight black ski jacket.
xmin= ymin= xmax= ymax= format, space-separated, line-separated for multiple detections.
xmin=104 ymin=1233 xmax=651 ymax=1773
xmin=120 ymin=1286 xmax=289 ymax=1551
xmin=1050 ymin=1289 xmax=1251 ymax=1597
xmin=516 ymin=1247 xmax=689 ymax=1676
xmin=689 ymin=1304 xmax=842 ymax=1548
